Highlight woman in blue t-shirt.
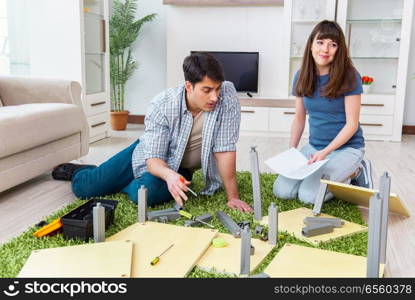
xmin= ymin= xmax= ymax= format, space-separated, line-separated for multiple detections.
xmin=273 ymin=20 xmax=373 ymax=204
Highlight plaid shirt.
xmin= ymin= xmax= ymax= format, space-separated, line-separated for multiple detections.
xmin=131 ymin=81 xmax=241 ymax=195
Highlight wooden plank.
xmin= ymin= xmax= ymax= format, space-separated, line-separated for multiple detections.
xmin=260 ymin=207 xmax=367 ymax=245
xmin=264 ymin=243 xmax=385 ymax=277
xmin=402 ymin=125 xmax=415 ymax=135
xmin=18 ymin=241 xmax=133 ymax=278
xmin=322 ymin=179 xmax=410 ymax=217
xmin=163 ymin=0 xmax=284 ymax=6
xmin=127 ymin=114 xmax=145 ymax=124
xmin=196 ymin=233 xmax=274 ymax=275
xmin=106 ymin=222 xmax=217 ymax=278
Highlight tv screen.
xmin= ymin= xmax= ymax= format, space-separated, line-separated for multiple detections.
xmin=191 ymin=51 xmax=259 ymax=93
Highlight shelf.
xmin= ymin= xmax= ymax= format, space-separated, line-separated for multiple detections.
xmin=84 ymin=11 xmax=104 ymax=18
xmin=351 ymin=57 xmax=398 ymax=60
xmin=290 ymin=56 xmax=303 ymax=59
xmin=240 ymin=98 xmax=294 ymax=108
xmin=346 ymin=18 xmax=401 ymax=24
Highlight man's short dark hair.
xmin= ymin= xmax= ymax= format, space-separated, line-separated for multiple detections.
xmin=183 ymin=52 xmax=225 ymax=85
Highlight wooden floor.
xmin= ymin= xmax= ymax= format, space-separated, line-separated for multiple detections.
xmin=1 ymin=124 xmax=414 ymax=277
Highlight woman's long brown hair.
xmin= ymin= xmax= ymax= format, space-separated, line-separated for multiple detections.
xmin=295 ymin=20 xmax=357 ymax=99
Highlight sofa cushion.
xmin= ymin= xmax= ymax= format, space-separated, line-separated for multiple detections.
xmin=0 ymin=103 xmax=84 ymax=159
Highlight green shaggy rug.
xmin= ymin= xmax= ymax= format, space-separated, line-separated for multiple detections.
xmin=0 ymin=171 xmax=368 ymax=278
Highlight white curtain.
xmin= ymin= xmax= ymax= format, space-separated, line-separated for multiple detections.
xmin=0 ymin=0 xmax=9 ymax=74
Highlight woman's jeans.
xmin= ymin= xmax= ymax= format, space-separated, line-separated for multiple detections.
xmin=71 ymin=140 xmax=192 ymax=206
xmin=273 ymin=144 xmax=364 ymax=204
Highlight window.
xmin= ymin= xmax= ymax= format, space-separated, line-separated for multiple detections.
xmin=0 ymin=0 xmax=9 ymax=74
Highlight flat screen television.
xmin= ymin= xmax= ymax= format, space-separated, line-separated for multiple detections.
xmin=191 ymin=51 xmax=259 ymax=93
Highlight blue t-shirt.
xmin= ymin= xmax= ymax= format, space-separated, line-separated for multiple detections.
xmin=292 ymin=70 xmax=365 ymax=150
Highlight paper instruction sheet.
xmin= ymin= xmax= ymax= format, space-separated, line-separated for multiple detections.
xmin=264 ymin=148 xmax=328 ymax=180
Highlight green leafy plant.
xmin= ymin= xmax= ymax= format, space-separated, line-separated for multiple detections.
xmin=110 ymin=0 xmax=156 ymax=111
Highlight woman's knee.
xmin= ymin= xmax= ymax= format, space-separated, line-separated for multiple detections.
xmin=298 ymin=187 xmax=317 ymax=204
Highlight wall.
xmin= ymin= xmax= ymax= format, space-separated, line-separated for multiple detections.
xmin=165 ymin=5 xmax=286 ymax=98
xmin=27 ymin=0 xmax=83 ymax=82
xmin=124 ymin=0 xmax=167 ymax=115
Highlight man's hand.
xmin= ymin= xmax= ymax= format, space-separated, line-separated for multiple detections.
xmin=308 ymin=149 xmax=329 ymax=164
xmin=227 ymin=198 xmax=253 ymax=213
xmin=165 ymin=171 xmax=191 ymax=206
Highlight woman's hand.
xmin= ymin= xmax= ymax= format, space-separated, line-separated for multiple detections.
xmin=308 ymin=149 xmax=329 ymax=164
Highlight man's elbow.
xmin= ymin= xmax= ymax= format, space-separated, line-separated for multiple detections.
xmin=146 ymin=157 xmax=161 ymax=171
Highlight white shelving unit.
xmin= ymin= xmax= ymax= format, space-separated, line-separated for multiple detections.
xmin=82 ymin=0 xmax=111 ymax=143
xmin=337 ymin=0 xmax=414 ymax=141
xmin=28 ymin=0 xmax=111 ymax=143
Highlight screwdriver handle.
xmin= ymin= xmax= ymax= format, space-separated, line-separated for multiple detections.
xmin=179 ymin=210 xmax=194 ymax=220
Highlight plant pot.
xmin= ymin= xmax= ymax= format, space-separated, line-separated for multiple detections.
xmin=110 ymin=110 xmax=129 ymax=131
xmin=362 ymin=85 xmax=372 ymax=94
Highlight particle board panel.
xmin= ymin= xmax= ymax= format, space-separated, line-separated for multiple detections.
xmin=264 ymin=243 xmax=385 ymax=277
xmin=196 ymin=233 xmax=274 ymax=276
xmin=18 ymin=241 xmax=133 ymax=278
xmin=321 ymin=179 xmax=410 ymax=217
xmin=106 ymin=221 xmax=217 ymax=278
xmin=260 ymin=207 xmax=367 ymax=245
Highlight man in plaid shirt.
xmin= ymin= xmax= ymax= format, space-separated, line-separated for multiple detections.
xmin=52 ymin=53 xmax=252 ymax=212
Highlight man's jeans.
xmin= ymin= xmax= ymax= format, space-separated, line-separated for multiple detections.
xmin=71 ymin=140 xmax=192 ymax=206
xmin=273 ymin=143 xmax=364 ymax=204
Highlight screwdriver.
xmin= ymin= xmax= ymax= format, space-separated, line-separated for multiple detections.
xmin=150 ymin=244 xmax=174 ymax=266
xmin=180 ymin=176 xmax=198 ymax=197
xmin=179 ymin=210 xmax=215 ymax=229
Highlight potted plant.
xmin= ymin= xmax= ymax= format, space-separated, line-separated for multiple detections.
xmin=361 ymin=76 xmax=374 ymax=94
xmin=109 ymin=0 xmax=156 ymax=130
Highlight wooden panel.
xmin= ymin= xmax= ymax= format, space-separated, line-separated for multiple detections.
xmin=163 ymin=0 xmax=284 ymax=5
xmin=18 ymin=241 xmax=133 ymax=278
xmin=260 ymin=208 xmax=367 ymax=245
xmin=322 ymin=179 xmax=410 ymax=217
xmin=240 ymin=98 xmax=295 ymax=108
xmin=264 ymin=243 xmax=385 ymax=277
xmin=196 ymin=233 xmax=274 ymax=275
xmin=403 ymin=125 xmax=415 ymax=135
xmin=107 ymin=222 xmax=217 ymax=278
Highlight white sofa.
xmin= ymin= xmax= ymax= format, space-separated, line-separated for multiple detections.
xmin=0 ymin=76 xmax=89 ymax=193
